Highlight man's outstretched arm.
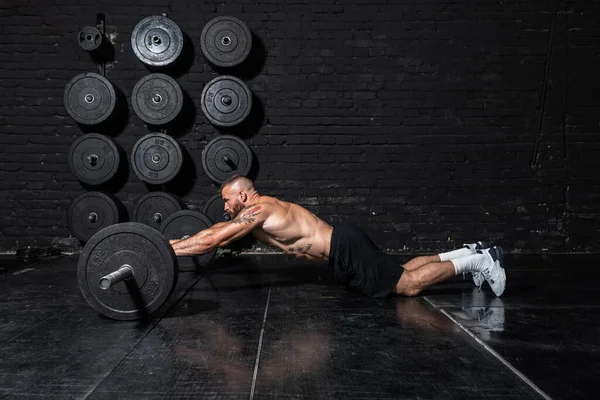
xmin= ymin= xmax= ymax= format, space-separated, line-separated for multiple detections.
xmin=169 ymin=221 xmax=230 ymax=246
xmin=171 ymin=204 xmax=267 ymax=256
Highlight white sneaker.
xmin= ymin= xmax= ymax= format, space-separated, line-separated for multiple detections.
xmin=478 ymin=246 xmax=506 ymax=297
xmin=463 ymin=241 xmax=489 ymax=288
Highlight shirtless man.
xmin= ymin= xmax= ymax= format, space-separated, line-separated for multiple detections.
xmin=170 ymin=175 xmax=506 ymax=298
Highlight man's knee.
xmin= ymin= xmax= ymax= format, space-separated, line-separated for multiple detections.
xmin=393 ymin=272 xmax=422 ymax=297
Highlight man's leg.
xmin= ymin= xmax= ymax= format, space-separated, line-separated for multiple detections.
xmin=394 ymin=261 xmax=456 ymax=296
xmin=402 ymin=255 xmax=440 ymax=271
xmin=394 ymin=248 xmax=504 ymax=296
xmin=402 ymin=241 xmax=488 ymax=271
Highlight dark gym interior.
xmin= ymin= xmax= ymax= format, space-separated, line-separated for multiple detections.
xmin=1 ymin=1 xmax=599 ymax=399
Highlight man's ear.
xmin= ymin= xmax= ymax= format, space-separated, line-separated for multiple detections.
xmin=240 ymin=191 xmax=247 ymax=202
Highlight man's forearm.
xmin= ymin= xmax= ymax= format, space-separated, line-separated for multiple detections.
xmin=172 ymin=230 xmax=218 ymax=256
xmin=169 ymin=222 xmax=229 ymax=247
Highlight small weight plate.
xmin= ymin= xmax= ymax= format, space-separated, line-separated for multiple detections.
xmin=200 ymin=16 xmax=252 ymax=67
xmin=131 ymin=15 xmax=184 ymax=67
xmin=131 ymin=133 xmax=183 ymax=185
xmin=201 ymin=75 xmax=252 ymax=127
xmin=77 ymin=222 xmax=177 ymax=320
xmin=68 ymin=192 xmax=122 ymax=242
xmin=131 ymin=73 xmax=183 ymax=125
xmin=201 ymin=135 xmax=253 ymax=184
xmin=159 ymin=210 xmax=217 ymax=272
xmin=78 ymin=26 xmax=103 ymax=51
xmin=64 ymin=72 xmax=116 ymax=125
xmin=202 ymin=193 xmax=231 ymax=224
xmin=68 ymin=133 xmax=120 ymax=185
xmin=132 ymin=192 xmax=185 ymax=230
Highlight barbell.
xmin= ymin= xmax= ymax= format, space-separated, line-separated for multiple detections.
xmin=78 ymin=211 xmax=218 ymax=321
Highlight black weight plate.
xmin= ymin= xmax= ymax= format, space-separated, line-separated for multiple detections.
xmin=78 ymin=26 xmax=103 ymax=51
xmin=132 ymin=192 xmax=185 ymax=230
xmin=159 ymin=210 xmax=216 ymax=272
xmin=131 ymin=133 xmax=182 ymax=185
xmin=68 ymin=192 xmax=121 ymax=242
xmin=202 ymin=193 xmax=231 ymax=224
xmin=68 ymin=133 xmax=120 ymax=185
xmin=64 ymin=73 xmax=116 ymax=125
xmin=200 ymin=16 xmax=252 ymax=67
xmin=131 ymin=15 xmax=183 ymax=67
xmin=77 ymin=222 xmax=177 ymax=320
xmin=201 ymin=135 xmax=253 ymax=184
xmin=201 ymin=75 xmax=252 ymax=127
xmin=131 ymin=73 xmax=183 ymax=125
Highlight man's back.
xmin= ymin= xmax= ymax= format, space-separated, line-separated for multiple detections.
xmin=250 ymin=195 xmax=333 ymax=262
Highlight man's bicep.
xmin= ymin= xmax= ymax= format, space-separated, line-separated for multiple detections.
xmin=231 ymin=204 xmax=266 ymax=227
xmin=216 ymin=204 xmax=269 ymax=245
xmin=215 ymin=220 xmax=257 ymax=246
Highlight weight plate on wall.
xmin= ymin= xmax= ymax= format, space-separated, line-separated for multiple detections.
xmin=64 ymin=72 xmax=116 ymax=125
xmin=131 ymin=133 xmax=183 ymax=185
xmin=78 ymin=26 xmax=103 ymax=51
xmin=131 ymin=73 xmax=183 ymax=125
xmin=200 ymin=16 xmax=252 ymax=68
xmin=202 ymin=193 xmax=230 ymax=224
xmin=201 ymin=135 xmax=252 ymax=184
xmin=132 ymin=192 xmax=185 ymax=231
xmin=67 ymin=192 xmax=122 ymax=242
xmin=200 ymin=75 xmax=252 ymax=127
xmin=68 ymin=133 xmax=120 ymax=185
xmin=131 ymin=15 xmax=184 ymax=67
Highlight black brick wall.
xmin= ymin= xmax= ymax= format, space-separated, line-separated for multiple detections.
xmin=1 ymin=0 xmax=598 ymax=253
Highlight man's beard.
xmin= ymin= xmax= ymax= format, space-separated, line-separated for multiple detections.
xmin=228 ymin=202 xmax=245 ymax=218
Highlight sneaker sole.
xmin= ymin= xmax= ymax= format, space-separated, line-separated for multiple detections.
xmin=496 ymin=267 xmax=506 ymax=296
xmin=489 ymin=246 xmax=506 ymax=296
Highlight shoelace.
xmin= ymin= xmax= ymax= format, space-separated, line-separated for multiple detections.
xmin=473 ymin=271 xmax=483 ymax=291
xmin=464 ymin=271 xmax=484 ymax=290
xmin=481 ymin=265 xmax=495 ymax=285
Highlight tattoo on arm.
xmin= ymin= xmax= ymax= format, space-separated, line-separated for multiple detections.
xmin=232 ymin=205 xmax=262 ymax=226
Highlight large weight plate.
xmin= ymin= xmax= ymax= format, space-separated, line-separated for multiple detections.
xmin=131 ymin=73 xmax=183 ymax=125
xmin=68 ymin=133 xmax=120 ymax=185
xmin=68 ymin=192 xmax=121 ymax=242
xmin=78 ymin=26 xmax=103 ymax=51
xmin=201 ymin=75 xmax=252 ymax=127
xmin=202 ymin=193 xmax=230 ymax=224
xmin=131 ymin=133 xmax=182 ymax=185
xmin=131 ymin=15 xmax=183 ymax=67
xmin=78 ymin=222 xmax=177 ymax=320
xmin=201 ymin=135 xmax=252 ymax=184
xmin=132 ymin=192 xmax=185 ymax=230
xmin=200 ymin=16 xmax=252 ymax=68
xmin=160 ymin=210 xmax=216 ymax=272
xmin=64 ymin=72 xmax=116 ymax=125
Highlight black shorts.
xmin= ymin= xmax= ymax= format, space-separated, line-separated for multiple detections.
xmin=328 ymin=224 xmax=404 ymax=298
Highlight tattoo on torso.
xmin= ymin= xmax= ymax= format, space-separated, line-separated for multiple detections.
xmin=288 ymin=243 xmax=312 ymax=254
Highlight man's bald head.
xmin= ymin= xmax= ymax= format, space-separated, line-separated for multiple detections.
xmin=220 ymin=175 xmax=259 ymax=219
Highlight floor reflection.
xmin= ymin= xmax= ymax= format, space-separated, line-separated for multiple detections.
xmin=174 ymin=317 xmax=331 ymax=392
xmin=451 ymin=288 xmax=506 ymax=340
xmin=394 ymin=288 xmax=505 ymax=341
